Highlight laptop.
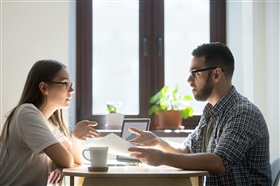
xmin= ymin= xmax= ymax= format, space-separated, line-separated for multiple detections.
xmin=116 ymin=118 xmax=150 ymax=163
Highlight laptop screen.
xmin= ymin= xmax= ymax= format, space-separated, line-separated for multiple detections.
xmin=116 ymin=118 xmax=150 ymax=163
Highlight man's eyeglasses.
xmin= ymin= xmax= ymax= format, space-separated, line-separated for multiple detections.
xmin=46 ymin=81 xmax=74 ymax=91
xmin=189 ymin=67 xmax=223 ymax=79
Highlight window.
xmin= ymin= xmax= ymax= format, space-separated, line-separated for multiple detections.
xmin=91 ymin=1 xmax=139 ymax=115
xmin=76 ymin=0 xmax=226 ymax=129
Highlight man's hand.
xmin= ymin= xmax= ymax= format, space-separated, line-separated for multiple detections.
xmin=72 ymin=120 xmax=100 ymax=140
xmin=128 ymin=127 xmax=161 ymax=147
xmin=129 ymin=147 xmax=166 ymax=166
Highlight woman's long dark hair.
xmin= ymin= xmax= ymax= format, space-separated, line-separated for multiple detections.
xmin=0 ymin=59 xmax=69 ymax=143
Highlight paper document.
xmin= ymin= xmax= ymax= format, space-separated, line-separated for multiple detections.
xmin=86 ymin=133 xmax=135 ymax=157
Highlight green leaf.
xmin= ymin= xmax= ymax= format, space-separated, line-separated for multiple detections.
xmin=149 ymin=85 xmax=194 ymax=118
xmin=150 ymin=86 xmax=167 ymax=104
xmin=183 ymin=95 xmax=192 ymax=101
xmin=160 ymin=86 xmax=168 ymax=97
xmin=149 ymin=105 xmax=159 ymax=115
xmin=160 ymin=105 xmax=168 ymax=112
xmin=180 ymin=107 xmax=194 ymax=119
xmin=107 ymin=104 xmax=117 ymax=113
xmin=106 ymin=102 xmax=122 ymax=113
xmin=171 ymin=85 xmax=179 ymax=95
xmin=149 ymin=92 xmax=161 ymax=104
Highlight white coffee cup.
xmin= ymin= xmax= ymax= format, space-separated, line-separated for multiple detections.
xmin=82 ymin=147 xmax=109 ymax=167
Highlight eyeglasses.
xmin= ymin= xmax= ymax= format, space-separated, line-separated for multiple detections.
xmin=46 ymin=81 xmax=74 ymax=91
xmin=189 ymin=67 xmax=223 ymax=79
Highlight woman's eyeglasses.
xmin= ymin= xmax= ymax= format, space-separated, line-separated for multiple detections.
xmin=46 ymin=81 xmax=74 ymax=91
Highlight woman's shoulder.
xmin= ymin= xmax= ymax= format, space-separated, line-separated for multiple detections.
xmin=15 ymin=103 xmax=41 ymax=117
xmin=13 ymin=104 xmax=47 ymax=129
xmin=17 ymin=103 xmax=37 ymax=111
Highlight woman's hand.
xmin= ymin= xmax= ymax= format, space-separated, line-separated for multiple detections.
xmin=128 ymin=127 xmax=161 ymax=147
xmin=48 ymin=167 xmax=63 ymax=184
xmin=72 ymin=120 xmax=100 ymax=140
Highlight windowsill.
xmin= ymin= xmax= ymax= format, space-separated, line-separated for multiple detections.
xmin=97 ymin=129 xmax=194 ymax=138
xmin=94 ymin=115 xmax=200 ymax=137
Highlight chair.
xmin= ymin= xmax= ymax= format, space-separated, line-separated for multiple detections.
xmin=272 ymin=157 xmax=280 ymax=186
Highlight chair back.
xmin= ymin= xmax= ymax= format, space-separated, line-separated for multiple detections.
xmin=272 ymin=157 xmax=280 ymax=186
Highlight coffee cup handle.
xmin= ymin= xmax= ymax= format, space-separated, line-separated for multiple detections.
xmin=82 ymin=149 xmax=90 ymax=161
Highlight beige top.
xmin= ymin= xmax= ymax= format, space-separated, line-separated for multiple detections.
xmin=0 ymin=104 xmax=59 ymax=186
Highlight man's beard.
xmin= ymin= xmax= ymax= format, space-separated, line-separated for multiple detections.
xmin=194 ymin=73 xmax=214 ymax=101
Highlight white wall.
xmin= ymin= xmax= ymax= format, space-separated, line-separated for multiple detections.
xmin=0 ymin=1 xmax=71 ymax=130
xmin=227 ymin=1 xmax=280 ymax=162
xmin=1 ymin=1 xmax=279 ymax=162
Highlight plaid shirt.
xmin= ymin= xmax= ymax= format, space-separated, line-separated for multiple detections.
xmin=184 ymin=86 xmax=271 ymax=185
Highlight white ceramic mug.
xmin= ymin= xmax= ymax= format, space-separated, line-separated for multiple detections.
xmin=82 ymin=147 xmax=109 ymax=167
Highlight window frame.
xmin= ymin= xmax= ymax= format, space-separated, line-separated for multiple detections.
xmin=76 ymin=0 xmax=226 ymax=129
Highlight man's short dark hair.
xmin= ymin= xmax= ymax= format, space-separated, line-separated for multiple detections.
xmin=192 ymin=43 xmax=235 ymax=79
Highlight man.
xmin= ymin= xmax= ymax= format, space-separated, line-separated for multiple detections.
xmin=128 ymin=43 xmax=272 ymax=185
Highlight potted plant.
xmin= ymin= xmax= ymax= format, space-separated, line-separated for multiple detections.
xmin=105 ymin=102 xmax=124 ymax=129
xmin=149 ymin=85 xmax=193 ymax=129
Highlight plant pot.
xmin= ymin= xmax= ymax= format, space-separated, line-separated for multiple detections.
xmin=105 ymin=113 xmax=124 ymax=129
xmin=157 ymin=110 xmax=182 ymax=129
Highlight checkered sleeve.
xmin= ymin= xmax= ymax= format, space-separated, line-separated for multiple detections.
xmin=214 ymin=103 xmax=267 ymax=172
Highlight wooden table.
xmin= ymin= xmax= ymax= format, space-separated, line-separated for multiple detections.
xmin=63 ymin=165 xmax=208 ymax=186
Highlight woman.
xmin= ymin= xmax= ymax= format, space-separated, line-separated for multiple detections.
xmin=0 ymin=60 xmax=100 ymax=185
